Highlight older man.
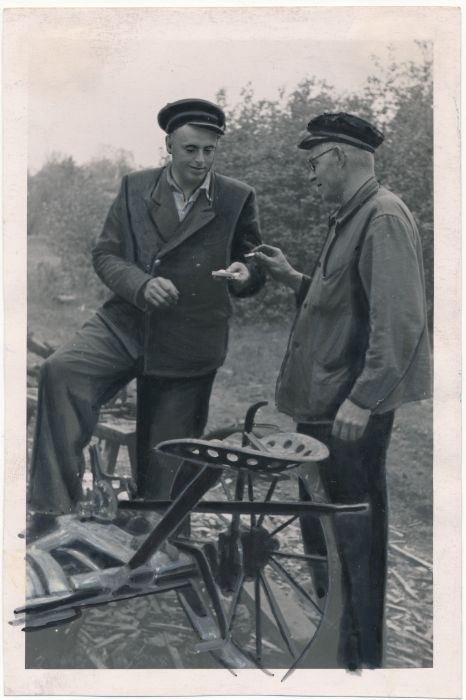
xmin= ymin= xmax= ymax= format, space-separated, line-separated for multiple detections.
xmin=254 ymin=112 xmax=432 ymax=670
xmin=29 ymin=98 xmax=265 ymax=523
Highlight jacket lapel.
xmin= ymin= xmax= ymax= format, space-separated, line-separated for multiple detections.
xmin=145 ymin=169 xmax=181 ymax=243
xmin=159 ymin=196 xmax=217 ymax=258
xmin=144 ymin=168 xmax=218 ymax=258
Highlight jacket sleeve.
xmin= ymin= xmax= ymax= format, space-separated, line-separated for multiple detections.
xmin=92 ymin=176 xmax=152 ymax=311
xmin=348 ymin=213 xmax=428 ymax=411
xmin=296 ymin=275 xmax=311 ymax=307
xmin=229 ymin=188 xmax=266 ymax=297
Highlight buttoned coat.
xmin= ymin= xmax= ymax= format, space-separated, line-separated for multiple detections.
xmin=92 ymin=167 xmax=264 ymax=376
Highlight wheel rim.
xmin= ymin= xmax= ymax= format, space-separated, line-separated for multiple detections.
xmin=185 ymin=449 xmax=344 ymax=670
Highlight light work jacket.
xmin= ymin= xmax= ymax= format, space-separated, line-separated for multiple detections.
xmin=276 ymin=177 xmax=432 ymax=422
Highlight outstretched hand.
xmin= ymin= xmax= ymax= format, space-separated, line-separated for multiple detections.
xmin=252 ymin=245 xmax=302 ymax=290
xmin=224 ymin=261 xmax=251 ymax=284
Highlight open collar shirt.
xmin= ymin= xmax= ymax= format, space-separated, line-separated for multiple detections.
xmin=166 ymin=167 xmax=212 ymax=222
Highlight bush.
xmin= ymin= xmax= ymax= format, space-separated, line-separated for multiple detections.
xmin=28 ymin=47 xmax=433 ymax=330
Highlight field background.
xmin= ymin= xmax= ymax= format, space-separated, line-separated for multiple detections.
xmin=25 ymin=46 xmax=434 ymax=667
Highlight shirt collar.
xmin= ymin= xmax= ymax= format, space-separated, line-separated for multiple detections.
xmin=166 ymin=166 xmax=212 ymax=204
xmin=329 ymin=176 xmax=379 ymax=228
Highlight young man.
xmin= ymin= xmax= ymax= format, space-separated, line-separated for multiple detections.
xmin=254 ymin=112 xmax=432 ymax=670
xmin=29 ymin=98 xmax=265 ymax=523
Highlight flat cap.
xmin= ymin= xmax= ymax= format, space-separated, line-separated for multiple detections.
xmin=158 ymin=98 xmax=226 ymax=135
xmin=298 ymin=112 xmax=384 ymax=152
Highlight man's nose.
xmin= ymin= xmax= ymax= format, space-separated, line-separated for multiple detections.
xmin=194 ymin=150 xmax=205 ymax=164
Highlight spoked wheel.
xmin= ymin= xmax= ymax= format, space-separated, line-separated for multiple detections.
xmin=175 ymin=431 xmax=348 ymax=673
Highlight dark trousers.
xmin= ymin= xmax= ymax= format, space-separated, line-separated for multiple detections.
xmin=298 ymin=412 xmax=394 ymax=669
xmin=28 ymin=314 xmax=215 ymax=515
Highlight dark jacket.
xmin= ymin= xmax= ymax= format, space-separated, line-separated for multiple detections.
xmin=92 ymin=167 xmax=264 ymax=376
xmin=276 ymin=177 xmax=432 ymax=421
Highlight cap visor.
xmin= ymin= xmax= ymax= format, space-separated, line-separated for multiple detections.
xmin=187 ymin=120 xmax=224 ymax=135
xmin=297 ymin=134 xmax=329 ymax=150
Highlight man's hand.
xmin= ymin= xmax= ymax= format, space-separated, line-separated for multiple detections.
xmin=252 ymin=245 xmax=302 ymax=291
xmin=332 ymin=399 xmax=371 ymax=441
xmin=143 ymin=277 xmax=179 ymax=308
xmin=224 ymin=261 xmax=251 ymax=287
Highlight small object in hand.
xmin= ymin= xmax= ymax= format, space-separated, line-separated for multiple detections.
xmin=244 ymin=252 xmax=256 ymax=258
xmin=212 ymin=270 xmax=241 ymax=280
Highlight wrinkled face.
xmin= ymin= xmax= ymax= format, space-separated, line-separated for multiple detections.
xmin=167 ymin=124 xmax=218 ymax=190
xmin=307 ymin=144 xmax=345 ymax=206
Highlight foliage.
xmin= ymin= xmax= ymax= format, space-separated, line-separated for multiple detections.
xmin=28 ymin=47 xmax=433 ymax=324
xmin=216 ymin=44 xmax=433 ymax=323
xmin=28 ymin=150 xmax=135 ymax=300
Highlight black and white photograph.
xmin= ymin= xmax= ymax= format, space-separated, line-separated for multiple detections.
xmin=2 ymin=5 xmax=461 ymax=697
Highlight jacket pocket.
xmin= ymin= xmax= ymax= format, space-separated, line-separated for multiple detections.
xmin=312 ymin=312 xmax=356 ymax=366
xmin=314 ymin=259 xmax=354 ymax=314
xmin=307 ymin=361 xmax=356 ymax=417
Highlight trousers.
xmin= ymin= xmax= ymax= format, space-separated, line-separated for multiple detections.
xmin=298 ymin=411 xmax=394 ymax=669
xmin=28 ymin=314 xmax=216 ymax=515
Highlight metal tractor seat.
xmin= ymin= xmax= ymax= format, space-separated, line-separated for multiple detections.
xmin=16 ymin=402 xmax=368 ymax=677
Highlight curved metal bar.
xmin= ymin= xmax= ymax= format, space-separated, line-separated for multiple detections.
xmin=128 ymin=465 xmax=220 ymax=570
xmin=120 ymin=500 xmax=369 ymax=517
xmin=254 ymin=574 xmax=262 ymax=662
xmin=174 ymin=539 xmax=229 ymax=642
xmin=271 ymin=551 xmax=327 ymax=563
xmin=243 ymin=401 xmax=269 ymax=438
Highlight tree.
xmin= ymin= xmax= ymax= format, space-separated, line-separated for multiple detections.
xmin=28 ymin=49 xmax=433 ymax=324
xmin=214 ymin=47 xmax=433 ymax=324
xmin=28 ymin=152 xmax=135 ymax=299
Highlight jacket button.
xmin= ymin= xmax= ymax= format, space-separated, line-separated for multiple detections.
xmin=145 ymin=264 xmax=150 ymax=272
xmin=293 ymin=341 xmax=300 ymax=348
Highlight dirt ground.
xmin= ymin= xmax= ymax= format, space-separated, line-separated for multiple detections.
xmin=25 ymin=293 xmax=433 ymax=668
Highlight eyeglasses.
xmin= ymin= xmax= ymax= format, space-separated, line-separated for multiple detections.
xmin=307 ymin=147 xmax=337 ymax=172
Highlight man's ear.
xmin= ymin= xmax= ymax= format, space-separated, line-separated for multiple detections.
xmin=165 ymin=135 xmax=172 ymax=154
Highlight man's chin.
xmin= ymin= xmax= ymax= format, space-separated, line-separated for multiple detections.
xmin=189 ymin=169 xmax=206 ymax=178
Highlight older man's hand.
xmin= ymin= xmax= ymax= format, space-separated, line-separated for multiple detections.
xmin=252 ymin=245 xmax=303 ymax=291
xmin=144 ymin=277 xmax=179 ymax=308
xmin=332 ymin=398 xmax=371 ymax=441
